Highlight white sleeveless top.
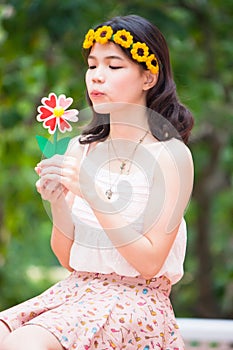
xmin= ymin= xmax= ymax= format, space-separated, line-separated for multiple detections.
xmin=69 ymin=141 xmax=187 ymax=285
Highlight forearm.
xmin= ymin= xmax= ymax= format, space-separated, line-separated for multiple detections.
xmin=84 ymin=138 xmax=193 ymax=279
xmin=50 ymin=196 xmax=75 ymax=271
xmin=84 ymin=191 xmax=167 ymax=279
xmin=50 ymin=195 xmax=74 ymax=239
xmin=51 ymin=226 xmax=74 ymax=271
xmin=96 ymin=217 xmax=161 ymax=279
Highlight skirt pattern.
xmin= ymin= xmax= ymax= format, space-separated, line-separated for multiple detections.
xmin=0 ymin=271 xmax=184 ymax=349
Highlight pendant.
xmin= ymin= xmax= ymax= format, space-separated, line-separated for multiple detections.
xmin=120 ymin=160 xmax=127 ymax=172
xmin=105 ymin=189 xmax=113 ymax=200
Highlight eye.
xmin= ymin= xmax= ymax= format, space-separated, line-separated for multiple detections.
xmin=109 ymin=66 xmax=123 ymax=70
xmin=88 ymin=65 xmax=96 ymax=70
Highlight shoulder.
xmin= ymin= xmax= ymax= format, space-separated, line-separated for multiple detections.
xmin=145 ymin=139 xmax=194 ymax=233
xmin=145 ymin=138 xmax=193 ymax=170
xmin=65 ymin=135 xmax=87 ymax=157
xmin=148 ymin=138 xmax=194 ymax=194
xmin=157 ymin=138 xmax=193 ymax=174
xmin=65 ymin=136 xmax=104 ymax=168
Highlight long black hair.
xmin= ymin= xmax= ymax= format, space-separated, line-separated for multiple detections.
xmin=80 ymin=15 xmax=194 ymax=144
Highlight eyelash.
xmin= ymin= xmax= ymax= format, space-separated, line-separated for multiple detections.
xmin=88 ymin=65 xmax=122 ymax=70
xmin=109 ymin=66 xmax=122 ymax=70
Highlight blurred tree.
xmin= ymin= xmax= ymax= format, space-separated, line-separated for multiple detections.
xmin=0 ymin=0 xmax=232 ymax=317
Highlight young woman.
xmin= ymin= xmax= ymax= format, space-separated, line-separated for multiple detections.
xmin=0 ymin=15 xmax=194 ymax=350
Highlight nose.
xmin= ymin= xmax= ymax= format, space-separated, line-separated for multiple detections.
xmin=92 ymin=67 xmax=105 ymax=83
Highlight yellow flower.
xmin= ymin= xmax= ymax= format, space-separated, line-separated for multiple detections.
xmin=146 ymin=54 xmax=159 ymax=74
xmin=113 ymin=29 xmax=133 ymax=48
xmin=82 ymin=26 xmax=159 ymax=74
xmin=131 ymin=42 xmax=149 ymax=62
xmin=83 ymin=29 xmax=95 ymax=49
xmin=95 ymin=25 xmax=113 ymax=44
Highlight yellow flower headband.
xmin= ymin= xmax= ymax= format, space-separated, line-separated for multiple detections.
xmin=83 ymin=25 xmax=159 ymax=75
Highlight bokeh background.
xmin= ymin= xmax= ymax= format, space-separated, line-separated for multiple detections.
xmin=0 ymin=0 xmax=232 ymax=319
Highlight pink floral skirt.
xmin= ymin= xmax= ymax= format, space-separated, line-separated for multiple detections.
xmin=0 ymin=271 xmax=184 ymax=349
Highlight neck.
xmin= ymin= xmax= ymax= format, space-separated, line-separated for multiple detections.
xmin=109 ymin=103 xmax=149 ymax=141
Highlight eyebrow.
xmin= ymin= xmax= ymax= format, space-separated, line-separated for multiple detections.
xmin=88 ymin=55 xmax=124 ymax=61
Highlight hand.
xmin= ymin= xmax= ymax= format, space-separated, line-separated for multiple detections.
xmin=36 ymin=154 xmax=83 ymax=198
xmin=36 ymin=177 xmax=67 ymax=203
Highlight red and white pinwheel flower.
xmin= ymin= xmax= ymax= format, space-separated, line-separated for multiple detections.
xmin=36 ymin=92 xmax=79 ymax=158
xmin=37 ymin=92 xmax=79 ymax=134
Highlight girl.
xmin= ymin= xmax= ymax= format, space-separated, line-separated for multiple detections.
xmin=0 ymin=14 xmax=194 ymax=350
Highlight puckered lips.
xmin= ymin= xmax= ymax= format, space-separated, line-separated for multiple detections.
xmin=90 ymin=90 xmax=105 ymax=99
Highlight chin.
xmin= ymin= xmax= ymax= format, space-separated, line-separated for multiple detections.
xmin=92 ymin=102 xmax=111 ymax=114
xmin=93 ymin=101 xmax=127 ymax=115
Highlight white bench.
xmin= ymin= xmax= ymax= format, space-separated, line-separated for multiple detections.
xmin=177 ymin=318 xmax=233 ymax=349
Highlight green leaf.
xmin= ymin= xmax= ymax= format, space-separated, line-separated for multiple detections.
xmin=35 ymin=135 xmax=55 ymax=158
xmin=56 ymin=137 xmax=71 ymax=155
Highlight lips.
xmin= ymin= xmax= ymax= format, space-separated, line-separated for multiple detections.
xmin=90 ymin=90 xmax=105 ymax=98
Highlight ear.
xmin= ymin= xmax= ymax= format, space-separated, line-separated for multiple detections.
xmin=142 ymin=71 xmax=158 ymax=91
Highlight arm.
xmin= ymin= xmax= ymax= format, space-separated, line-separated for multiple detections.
xmin=82 ymin=139 xmax=194 ymax=279
xmin=36 ymin=137 xmax=82 ymax=271
xmin=50 ymin=195 xmax=74 ymax=272
xmin=38 ymin=138 xmax=193 ymax=279
xmin=35 ymin=178 xmax=75 ymax=271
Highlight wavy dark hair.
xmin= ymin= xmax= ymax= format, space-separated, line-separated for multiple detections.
xmin=80 ymin=15 xmax=194 ymax=144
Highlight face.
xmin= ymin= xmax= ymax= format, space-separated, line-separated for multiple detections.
xmin=85 ymin=42 xmax=153 ymax=114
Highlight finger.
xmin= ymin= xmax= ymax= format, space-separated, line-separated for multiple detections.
xmin=43 ymin=181 xmax=61 ymax=193
xmin=40 ymin=183 xmax=66 ymax=202
xmin=40 ymin=173 xmax=74 ymax=188
xmin=35 ymin=166 xmax=41 ymax=175
xmin=40 ymin=166 xmax=76 ymax=179
xmin=39 ymin=157 xmax=78 ymax=180
xmin=49 ymin=186 xmax=66 ymax=202
xmin=40 ymin=166 xmax=63 ymax=176
xmin=36 ymin=179 xmax=42 ymax=193
xmin=40 ymin=173 xmax=63 ymax=183
xmin=43 ymin=175 xmax=72 ymax=193
xmin=36 ymin=179 xmax=54 ymax=196
xmin=38 ymin=154 xmax=65 ymax=168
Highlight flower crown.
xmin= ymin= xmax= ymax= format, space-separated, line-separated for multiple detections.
xmin=82 ymin=25 xmax=159 ymax=75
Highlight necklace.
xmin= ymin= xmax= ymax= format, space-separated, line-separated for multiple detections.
xmin=105 ymin=129 xmax=149 ymax=200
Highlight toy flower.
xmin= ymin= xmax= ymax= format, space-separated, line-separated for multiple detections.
xmin=36 ymin=92 xmax=79 ymax=158
xmin=146 ymin=54 xmax=159 ymax=74
xmin=95 ymin=25 xmax=113 ymax=44
xmin=131 ymin=42 xmax=149 ymax=62
xmin=113 ymin=29 xmax=133 ymax=48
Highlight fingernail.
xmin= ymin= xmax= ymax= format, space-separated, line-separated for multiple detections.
xmin=35 ymin=166 xmax=41 ymax=175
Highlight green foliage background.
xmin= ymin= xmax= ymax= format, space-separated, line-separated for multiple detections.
xmin=0 ymin=0 xmax=232 ymax=318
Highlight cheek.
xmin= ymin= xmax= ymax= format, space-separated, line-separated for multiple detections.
xmin=85 ymin=71 xmax=91 ymax=89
